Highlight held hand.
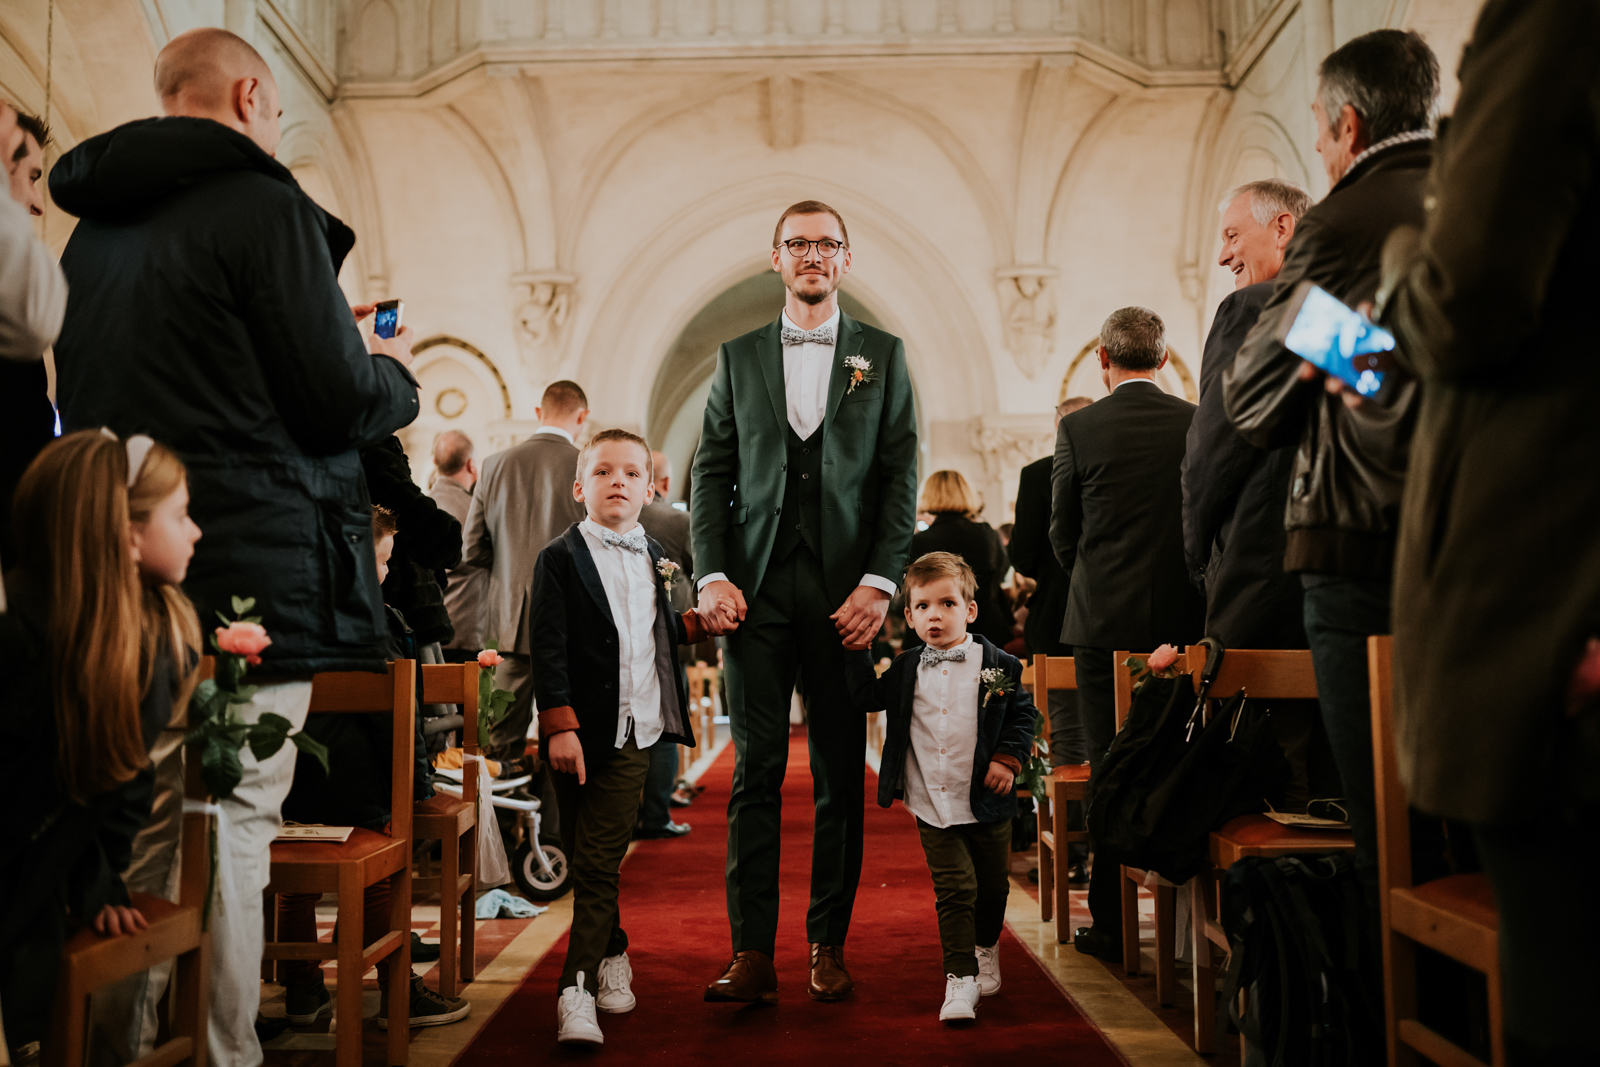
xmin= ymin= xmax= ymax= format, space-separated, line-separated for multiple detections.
xmin=93 ymin=903 xmax=149 ymax=937
xmin=695 ymin=597 xmax=740 ymax=637
xmin=701 ymin=580 xmax=748 ymax=623
xmin=545 ymin=731 xmax=586 ymax=785
xmin=984 ymin=760 xmax=1015 ymax=796
xmin=831 ymin=585 xmax=890 ymax=650
xmin=368 ymin=323 xmax=416 ymax=368
xmin=351 ymin=303 xmax=377 ymax=323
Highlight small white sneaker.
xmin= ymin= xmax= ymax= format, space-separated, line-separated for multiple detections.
xmin=556 ymin=973 xmax=604 ymax=1046
xmin=939 ymin=974 xmax=980 ymax=1023
xmin=975 ymin=943 xmax=1002 ymax=996
xmin=595 ymin=951 xmax=637 ymax=1013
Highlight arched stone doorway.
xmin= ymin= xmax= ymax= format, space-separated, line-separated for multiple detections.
xmin=399 ymin=336 xmax=516 ymax=486
xmin=644 ymin=271 xmax=886 ymax=504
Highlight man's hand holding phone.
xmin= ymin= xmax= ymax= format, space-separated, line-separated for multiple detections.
xmin=352 ymin=300 xmax=416 ymax=368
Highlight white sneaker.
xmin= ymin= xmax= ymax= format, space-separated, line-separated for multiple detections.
xmin=975 ymin=943 xmax=1002 ymax=996
xmin=595 ymin=951 xmax=636 ymax=1013
xmin=556 ymin=974 xmax=604 ymax=1046
xmin=939 ymin=974 xmax=980 ymax=1023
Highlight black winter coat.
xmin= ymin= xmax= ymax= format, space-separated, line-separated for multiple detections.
xmin=49 ymin=117 xmax=420 ymax=676
xmin=361 ymin=437 xmax=462 ymax=648
xmin=906 ymin=514 xmax=1012 ymax=650
xmin=1010 ymin=455 xmax=1070 ymax=657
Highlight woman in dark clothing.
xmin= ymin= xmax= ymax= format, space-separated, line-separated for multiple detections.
xmin=360 ymin=436 xmax=462 ymax=649
xmin=905 ymin=470 xmax=1012 ymax=649
xmin=0 ymin=432 xmax=202 ymax=1055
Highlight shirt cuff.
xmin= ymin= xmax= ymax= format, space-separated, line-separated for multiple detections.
xmin=859 ymin=573 xmax=898 ymax=597
xmin=696 ymin=571 xmax=728 ymax=592
xmin=538 ymin=705 xmax=580 ymax=735
xmin=680 ymin=609 xmax=708 ymax=646
xmin=991 ymin=753 xmax=1022 ymax=775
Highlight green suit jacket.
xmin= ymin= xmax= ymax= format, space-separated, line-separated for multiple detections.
xmin=691 ymin=311 xmax=919 ymax=606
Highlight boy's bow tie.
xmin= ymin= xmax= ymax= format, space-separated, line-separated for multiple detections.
xmin=599 ymin=529 xmax=647 ymax=553
xmin=920 ymin=646 xmax=967 ymax=667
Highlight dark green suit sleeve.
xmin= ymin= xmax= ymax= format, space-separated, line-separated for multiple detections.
xmin=690 ymin=343 xmax=738 ymax=583
xmin=862 ymin=336 xmax=919 ymax=585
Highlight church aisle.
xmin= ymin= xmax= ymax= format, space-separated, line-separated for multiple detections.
xmin=455 ymin=728 xmax=1126 ymax=1064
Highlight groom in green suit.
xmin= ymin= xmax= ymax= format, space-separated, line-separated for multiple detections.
xmin=694 ymin=201 xmax=918 ymax=1003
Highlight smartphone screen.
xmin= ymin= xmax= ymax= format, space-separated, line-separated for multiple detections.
xmin=373 ymin=299 xmax=403 ymax=340
xmin=1282 ymin=284 xmax=1394 ymax=398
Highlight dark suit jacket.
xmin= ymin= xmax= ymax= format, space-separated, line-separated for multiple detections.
xmin=1181 ymin=283 xmax=1306 ymax=649
xmin=1050 ymin=381 xmax=1204 ymax=650
xmin=690 ymin=311 xmax=919 ymax=605
xmin=528 ymin=525 xmax=703 ymax=772
xmin=906 ymin=513 xmax=1011 ymax=648
xmin=638 ymin=498 xmax=694 ymax=613
xmin=844 ymin=635 xmax=1036 ymax=824
xmin=1010 ymin=455 xmax=1070 ymax=656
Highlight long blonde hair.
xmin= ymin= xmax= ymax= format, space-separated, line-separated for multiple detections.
xmin=12 ymin=431 xmax=202 ymax=803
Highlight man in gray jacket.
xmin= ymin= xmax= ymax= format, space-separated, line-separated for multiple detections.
xmin=462 ymin=381 xmax=589 ymax=759
xmin=428 ymin=430 xmax=487 ymax=659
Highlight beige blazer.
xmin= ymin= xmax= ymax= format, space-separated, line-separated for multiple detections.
xmin=462 ymin=432 xmax=586 ymax=655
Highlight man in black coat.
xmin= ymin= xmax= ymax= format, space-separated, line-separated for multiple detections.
xmin=47 ymin=28 xmax=418 ymax=1064
xmin=1051 ymin=307 xmax=1203 ymax=958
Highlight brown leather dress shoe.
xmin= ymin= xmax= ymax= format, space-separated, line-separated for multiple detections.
xmin=808 ymin=944 xmax=853 ymax=1001
xmin=704 ymin=950 xmax=778 ymax=1003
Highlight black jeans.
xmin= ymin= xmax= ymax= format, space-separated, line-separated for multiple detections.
xmin=1072 ymin=646 xmax=1121 ymax=931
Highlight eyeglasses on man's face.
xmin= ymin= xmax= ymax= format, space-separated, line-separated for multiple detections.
xmin=780 ymin=237 xmax=846 ymax=259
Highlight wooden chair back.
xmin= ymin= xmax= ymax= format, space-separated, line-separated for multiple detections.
xmin=1187 ymin=646 xmax=1318 ymax=701
xmin=307 ymin=662 xmax=417 ymax=844
xmin=421 ymin=661 xmax=480 ymax=810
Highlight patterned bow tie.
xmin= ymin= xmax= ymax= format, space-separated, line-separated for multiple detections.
xmin=599 ymin=529 xmax=647 ymax=553
xmin=920 ymin=645 xmax=968 ymax=668
xmin=781 ymin=324 xmax=836 ymax=347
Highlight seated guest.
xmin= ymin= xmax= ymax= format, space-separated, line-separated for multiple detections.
xmin=426 ymin=430 xmax=487 ymax=662
xmin=844 ymin=552 xmax=1035 ymax=1024
xmin=277 ymin=506 xmax=470 ymax=1031
xmin=529 ymin=429 xmax=729 ymax=1046
xmin=907 ymin=471 xmax=1010 ymax=650
xmin=0 ymin=431 xmax=202 ymax=1057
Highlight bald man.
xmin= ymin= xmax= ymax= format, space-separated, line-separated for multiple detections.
xmin=49 ymin=27 xmax=439 ymax=1065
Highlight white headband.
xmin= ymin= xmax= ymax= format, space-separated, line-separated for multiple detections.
xmin=101 ymin=427 xmax=156 ymax=488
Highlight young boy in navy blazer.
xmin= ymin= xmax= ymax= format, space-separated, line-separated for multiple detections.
xmin=529 ymin=428 xmax=732 ymax=1046
xmin=845 ymin=551 xmax=1037 ymax=1024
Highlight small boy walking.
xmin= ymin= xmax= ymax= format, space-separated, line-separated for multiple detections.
xmin=529 ymin=428 xmax=730 ymax=1045
xmin=846 ymin=551 xmax=1037 ymax=1023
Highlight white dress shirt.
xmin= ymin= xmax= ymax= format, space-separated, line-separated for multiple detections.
xmin=534 ymin=425 xmax=575 ymax=444
xmin=696 ymin=306 xmax=896 ymax=597
xmin=578 ymin=519 xmax=664 ymax=749
xmin=1111 ymin=376 xmax=1160 ymax=393
xmin=902 ymin=635 xmax=982 ymax=828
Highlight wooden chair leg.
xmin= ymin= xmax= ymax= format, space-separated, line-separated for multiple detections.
xmin=1384 ymin=922 xmax=1422 ymax=1067
xmin=1154 ymin=880 xmax=1176 ymax=1008
xmin=1191 ymin=875 xmax=1217 ymax=1055
xmin=387 ymin=867 xmax=411 ymax=1066
xmin=173 ymin=937 xmax=210 ymax=1067
xmin=1037 ymin=797 xmax=1054 ymax=924
xmin=1487 ymin=944 xmax=1506 ymax=1067
xmin=44 ymin=977 xmax=87 ymax=1067
xmin=1120 ymin=866 xmax=1140 ymax=974
xmin=460 ymin=825 xmax=477 ymax=987
xmin=1051 ymin=783 xmax=1071 ymax=929
xmin=336 ymin=871 xmax=365 ymax=1067
xmin=438 ymin=830 xmax=460 ymax=998
xmin=262 ymin=891 xmax=278 ymax=983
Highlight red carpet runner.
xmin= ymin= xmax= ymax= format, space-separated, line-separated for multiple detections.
xmin=456 ymin=728 xmax=1126 ymax=1065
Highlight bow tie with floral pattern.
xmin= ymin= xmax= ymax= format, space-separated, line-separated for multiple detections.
xmin=780 ymin=324 xmax=836 ymax=347
xmin=920 ymin=645 xmax=968 ymax=668
xmin=599 ymin=529 xmax=647 ymax=553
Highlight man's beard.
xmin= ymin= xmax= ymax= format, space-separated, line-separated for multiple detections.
xmin=790 ymin=271 xmax=834 ymax=305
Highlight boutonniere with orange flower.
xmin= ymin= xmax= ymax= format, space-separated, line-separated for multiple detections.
xmin=843 ymin=354 xmax=877 ymax=394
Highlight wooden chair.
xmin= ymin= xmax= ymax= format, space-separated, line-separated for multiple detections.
xmin=1182 ymin=646 xmax=1355 ymax=1055
xmin=45 ymin=670 xmax=215 ymax=1067
xmin=683 ymin=662 xmax=719 ymax=777
xmin=264 ymin=661 xmax=416 ymax=1067
xmin=1369 ymin=635 xmax=1503 ymax=1067
xmin=1027 ymin=654 xmax=1089 ymax=936
xmin=413 ymin=662 xmax=480 ymax=999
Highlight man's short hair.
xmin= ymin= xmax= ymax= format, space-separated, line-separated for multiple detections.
xmin=904 ymin=551 xmax=977 ymax=603
xmin=1317 ymin=29 xmax=1440 ymax=145
xmin=154 ymin=27 xmax=271 ymax=107
xmin=1057 ymin=396 xmax=1093 ymax=418
xmin=576 ymin=427 xmax=653 ymax=484
xmin=9 ymin=108 xmax=49 ymax=163
xmin=371 ymin=504 xmax=398 ymax=540
xmin=773 ymin=200 xmax=850 ymax=249
xmin=1099 ymin=307 xmax=1166 ymax=371
xmin=432 ymin=430 xmax=473 ymax=476
xmin=540 ymin=380 xmax=589 ymax=417
xmin=1222 ymin=179 xmax=1312 ymax=225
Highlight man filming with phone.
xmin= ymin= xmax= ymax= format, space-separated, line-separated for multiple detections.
xmin=1221 ymin=28 xmax=1440 ymax=944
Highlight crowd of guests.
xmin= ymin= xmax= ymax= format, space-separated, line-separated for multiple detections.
xmin=0 ymin=2 xmax=1597 ymax=1064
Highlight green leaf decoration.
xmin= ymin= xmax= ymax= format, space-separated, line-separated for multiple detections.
xmin=291 ymin=730 xmax=331 ymax=775
xmin=231 ymin=596 xmax=257 ymax=615
xmin=200 ymin=737 xmax=243 ymax=800
xmin=228 ymin=685 xmax=260 ymax=706
xmin=215 ymin=611 xmax=232 ymax=627
xmin=246 ymin=714 xmax=291 ymax=762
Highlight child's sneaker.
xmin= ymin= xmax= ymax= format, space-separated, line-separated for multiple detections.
xmin=284 ymin=977 xmax=333 ymax=1025
xmin=975 ymin=943 xmax=1001 ymax=996
xmin=596 ymin=951 xmax=636 ymax=1013
xmin=557 ymin=974 xmax=605 ymax=1045
xmin=939 ymin=974 xmax=980 ymax=1022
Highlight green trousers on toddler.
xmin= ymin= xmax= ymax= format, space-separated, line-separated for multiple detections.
xmin=915 ymin=816 xmax=1013 ymax=978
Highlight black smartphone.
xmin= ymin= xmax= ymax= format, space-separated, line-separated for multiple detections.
xmin=373 ymin=298 xmax=404 ymax=340
xmin=1272 ymin=282 xmax=1396 ymax=400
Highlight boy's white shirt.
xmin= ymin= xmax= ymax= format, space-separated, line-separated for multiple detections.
xmin=577 ymin=518 xmax=664 ymax=749
xmin=903 ymin=633 xmax=981 ymax=828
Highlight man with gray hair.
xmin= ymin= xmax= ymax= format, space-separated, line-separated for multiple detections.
xmin=1225 ymin=29 xmax=1440 ymax=959
xmin=1050 ymin=307 xmax=1202 ymax=958
xmin=427 ymin=430 xmax=488 ymax=658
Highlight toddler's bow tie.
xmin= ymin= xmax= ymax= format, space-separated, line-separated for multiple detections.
xmin=600 ymin=529 xmax=648 ymax=553
xmin=920 ymin=646 xmax=968 ymax=667
xmin=781 ymin=324 xmax=836 ymax=347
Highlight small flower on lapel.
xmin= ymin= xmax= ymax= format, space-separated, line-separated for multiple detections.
xmin=843 ymin=354 xmax=877 ymax=394
xmin=979 ymin=667 xmax=1014 ymax=707
xmin=656 ymin=557 xmax=681 ymax=594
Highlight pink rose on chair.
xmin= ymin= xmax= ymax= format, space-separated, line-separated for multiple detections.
xmin=478 ymin=648 xmax=504 ymax=669
xmin=1147 ymin=644 xmax=1180 ymax=672
xmin=215 ymin=621 xmax=271 ymax=665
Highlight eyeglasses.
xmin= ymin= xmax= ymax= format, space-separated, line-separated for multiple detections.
xmin=779 ymin=237 xmax=846 ymax=259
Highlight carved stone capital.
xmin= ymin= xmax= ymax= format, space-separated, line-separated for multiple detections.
xmin=511 ymin=271 xmax=576 ymax=370
xmin=967 ymin=412 xmax=1056 ymax=487
xmin=995 ymin=265 xmax=1059 ymax=378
